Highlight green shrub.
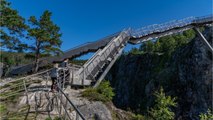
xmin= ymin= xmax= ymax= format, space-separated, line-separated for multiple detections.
xmin=149 ymin=87 xmax=177 ymax=120
xmin=82 ymin=81 xmax=114 ymax=102
xmin=199 ymin=109 xmax=213 ymax=120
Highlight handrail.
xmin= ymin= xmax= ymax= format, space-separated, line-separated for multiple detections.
xmin=58 ymin=87 xmax=86 ymax=120
xmin=131 ymin=15 xmax=213 ymax=39
xmin=77 ymin=32 xmax=126 ymax=79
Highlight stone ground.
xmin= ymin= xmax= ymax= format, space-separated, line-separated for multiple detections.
xmin=18 ymin=82 xmax=113 ymax=120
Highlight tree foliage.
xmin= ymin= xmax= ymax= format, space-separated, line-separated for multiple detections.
xmin=0 ymin=0 xmax=28 ymax=51
xmin=27 ymin=10 xmax=62 ymax=72
xmin=140 ymin=41 xmax=155 ymax=53
xmin=149 ymin=87 xmax=177 ymax=120
xmin=140 ymin=29 xmax=196 ymax=55
xmin=129 ymin=47 xmax=142 ymax=54
xmin=199 ymin=109 xmax=213 ymax=120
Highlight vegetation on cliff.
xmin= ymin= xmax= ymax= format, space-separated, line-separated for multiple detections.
xmin=107 ymin=27 xmax=212 ymax=119
xmin=82 ymin=81 xmax=115 ymax=102
xmin=149 ymin=87 xmax=177 ymax=120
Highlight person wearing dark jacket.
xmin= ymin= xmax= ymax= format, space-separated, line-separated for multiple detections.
xmin=60 ymin=59 xmax=69 ymax=68
xmin=50 ymin=63 xmax=60 ymax=91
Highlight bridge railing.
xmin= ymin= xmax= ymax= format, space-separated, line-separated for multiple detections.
xmin=193 ymin=14 xmax=213 ymax=24
xmin=132 ymin=16 xmax=196 ymax=38
xmin=57 ymin=87 xmax=86 ymax=120
xmin=131 ymin=15 xmax=213 ymax=39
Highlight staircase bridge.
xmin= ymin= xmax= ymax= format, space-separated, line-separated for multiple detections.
xmin=1 ymin=15 xmax=212 ymax=120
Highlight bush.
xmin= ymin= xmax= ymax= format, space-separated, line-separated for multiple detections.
xmin=82 ymin=81 xmax=114 ymax=102
xmin=149 ymin=87 xmax=177 ymax=120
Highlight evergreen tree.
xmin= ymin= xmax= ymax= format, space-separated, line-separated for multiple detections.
xmin=154 ymin=40 xmax=161 ymax=52
xmin=0 ymin=0 xmax=28 ymax=51
xmin=27 ymin=10 xmax=62 ymax=72
xmin=149 ymin=87 xmax=177 ymax=120
xmin=130 ymin=47 xmax=141 ymax=54
xmin=158 ymin=36 xmax=176 ymax=54
xmin=142 ymin=41 xmax=155 ymax=53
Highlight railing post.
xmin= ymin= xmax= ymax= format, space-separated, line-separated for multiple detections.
xmin=57 ymin=88 xmax=86 ymax=120
xmin=71 ymin=68 xmax=74 ymax=89
xmin=46 ymin=72 xmax=49 ymax=90
xmin=64 ymin=93 xmax=68 ymax=120
xmin=82 ymin=66 xmax=85 ymax=87
xmin=69 ymin=68 xmax=72 ymax=89
xmin=63 ymin=69 xmax=65 ymax=90
xmin=76 ymin=111 xmax=79 ymax=120
xmin=23 ymin=80 xmax=29 ymax=105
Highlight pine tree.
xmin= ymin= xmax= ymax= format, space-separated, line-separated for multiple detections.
xmin=27 ymin=10 xmax=62 ymax=72
xmin=140 ymin=41 xmax=155 ymax=53
xmin=149 ymin=87 xmax=177 ymax=120
xmin=0 ymin=0 xmax=28 ymax=51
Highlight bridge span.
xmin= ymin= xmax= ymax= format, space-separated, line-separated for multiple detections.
xmin=10 ymin=15 xmax=213 ymax=77
xmin=1 ymin=15 xmax=212 ymax=120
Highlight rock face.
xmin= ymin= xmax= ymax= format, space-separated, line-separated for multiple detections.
xmin=19 ymin=87 xmax=113 ymax=120
xmin=64 ymin=88 xmax=113 ymax=120
xmin=106 ymin=27 xmax=212 ymax=120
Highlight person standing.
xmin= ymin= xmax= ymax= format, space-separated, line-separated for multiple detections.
xmin=50 ymin=63 xmax=59 ymax=91
xmin=60 ymin=58 xmax=69 ymax=68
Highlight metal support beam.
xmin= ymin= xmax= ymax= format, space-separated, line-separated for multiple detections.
xmin=194 ymin=27 xmax=213 ymax=52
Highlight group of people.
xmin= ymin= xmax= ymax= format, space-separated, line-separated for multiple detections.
xmin=50 ymin=59 xmax=69 ymax=92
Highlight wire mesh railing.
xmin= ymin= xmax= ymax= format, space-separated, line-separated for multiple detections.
xmin=131 ymin=15 xmax=213 ymax=38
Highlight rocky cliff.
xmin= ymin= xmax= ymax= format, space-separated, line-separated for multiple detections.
xmin=106 ymin=27 xmax=212 ymax=120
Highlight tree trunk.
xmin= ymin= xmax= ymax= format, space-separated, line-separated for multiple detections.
xmin=34 ymin=40 xmax=40 ymax=73
xmin=34 ymin=55 xmax=39 ymax=73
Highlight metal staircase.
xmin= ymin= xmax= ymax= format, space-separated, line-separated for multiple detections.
xmin=71 ymin=30 xmax=130 ymax=87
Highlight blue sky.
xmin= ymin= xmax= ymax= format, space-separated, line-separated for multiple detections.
xmin=9 ymin=0 xmax=212 ymax=58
